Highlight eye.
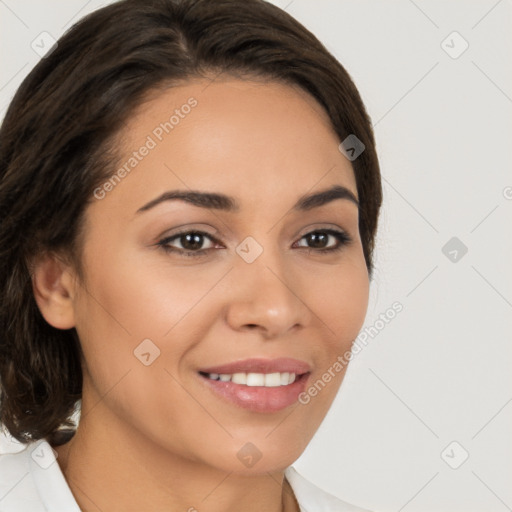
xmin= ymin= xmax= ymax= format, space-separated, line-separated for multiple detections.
xmin=294 ymin=229 xmax=352 ymax=253
xmin=157 ymin=227 xmax=352 ymax=258
xmin=157 ymin=230 xmax=220 ymax=257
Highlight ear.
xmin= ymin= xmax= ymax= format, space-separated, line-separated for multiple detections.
xmin=30 ymin=252 xmax=77 ymax=330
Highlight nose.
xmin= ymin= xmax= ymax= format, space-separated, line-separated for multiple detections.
xmin=224 ymin=250 xmax=313 ymax=339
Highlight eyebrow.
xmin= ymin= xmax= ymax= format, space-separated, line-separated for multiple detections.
xmin=135 ymin=184 xmax=359 ymax=214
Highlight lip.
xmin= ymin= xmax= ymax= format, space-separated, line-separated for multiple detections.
xmin=198 ymin=357 xmax=312 ymax=375
xmin=197 ymin=358 xmax=312 ymax=413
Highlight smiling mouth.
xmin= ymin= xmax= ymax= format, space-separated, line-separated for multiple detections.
xmin=199 ymin=371 xmax=302 ymax=387
xmin=197 ymin=370 xmax=311 ymax=413
xmin=196 ymin=357 xmax=312 ymax=412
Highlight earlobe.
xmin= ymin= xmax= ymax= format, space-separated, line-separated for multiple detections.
xmin=30 ymin=252 xmax=77 ymax=330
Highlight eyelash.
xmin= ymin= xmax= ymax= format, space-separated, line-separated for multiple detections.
xmin=156 ymin=228 xmax=352 ymax=258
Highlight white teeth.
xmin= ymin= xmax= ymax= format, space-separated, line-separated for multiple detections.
xmin=246 ymin=373 xmax=265 ymax=386
xmin=205 ymin=371 xmax=298 ymax=387
xmin=231 ymin=373 xmax=247 ymax=385
xmin=264 ymin=373 xmax=282 ymax=387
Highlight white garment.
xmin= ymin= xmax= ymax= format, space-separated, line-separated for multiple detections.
xmin=0 ymin=438 xmax=371 ymax=512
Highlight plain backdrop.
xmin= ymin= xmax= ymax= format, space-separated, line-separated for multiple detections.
xmin=1 ymin=1 xmax=511 ymax=511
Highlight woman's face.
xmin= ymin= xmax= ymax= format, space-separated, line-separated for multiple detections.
xmin=69 ymin=77 xmax=369 ymax=474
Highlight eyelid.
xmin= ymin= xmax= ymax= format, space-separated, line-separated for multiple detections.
xmin=158 ymin=224 xmax=222 ymax=241
xmin=156 ymin=223 xmax=352 ymax=258
xmin=294 ymin=222 xmax=353 ymax=242
xmin=158 ymin=228 xmax=223 ymax=249
xmin=159 ymin=222 xmax=350 ymax=244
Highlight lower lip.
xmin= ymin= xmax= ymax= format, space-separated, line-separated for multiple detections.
xmin=198 ymin=373 xmax=310 ymax=413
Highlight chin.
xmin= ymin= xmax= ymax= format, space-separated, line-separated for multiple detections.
xmin=198 ymin=432 xmax=312 ymax=476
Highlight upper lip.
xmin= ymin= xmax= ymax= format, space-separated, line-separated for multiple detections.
xmin=199 ymin=357 xmax=311 ymax=375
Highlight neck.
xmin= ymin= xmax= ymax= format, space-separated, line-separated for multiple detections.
xmin=54 ymin=397 xmax=299 ymax=512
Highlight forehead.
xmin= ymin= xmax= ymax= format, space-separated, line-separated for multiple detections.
xmin=95 ymin=77 xmax=357 ymax=218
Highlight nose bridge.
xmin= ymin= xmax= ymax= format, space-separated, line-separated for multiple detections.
xmin=236 ymin=233 xmax=289 ymax=292
xmin=224 ymin=234 xmax=311 ymax=337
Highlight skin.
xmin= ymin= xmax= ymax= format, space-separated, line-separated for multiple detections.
xmin=32 ymin=77 xmax=370 ymax=512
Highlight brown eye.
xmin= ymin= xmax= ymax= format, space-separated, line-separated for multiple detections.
xmin=295 ymin=229 xmax=351 ymax=252
xmin=158 ymin=230 xmax=219 ymax=257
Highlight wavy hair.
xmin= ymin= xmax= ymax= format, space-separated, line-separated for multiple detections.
xmin=0 ymin=0 xmax=382 ymax=445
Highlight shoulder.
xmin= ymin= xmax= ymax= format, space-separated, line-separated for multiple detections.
xmin=0 ymin=436 xmax=80 ymax=512
xmin=285 ymin=466 xmax=373 ymax=512
xmin=0 ymin=439 xmax=42 ymax=512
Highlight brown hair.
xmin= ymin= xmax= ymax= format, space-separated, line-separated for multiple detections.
xmin=0 ymin=0 xmax=382 ymax=444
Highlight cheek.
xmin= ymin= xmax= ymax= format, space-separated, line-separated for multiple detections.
xmin=75 ymin=245 xmax=212 ymax=339
xmin=328 ymin=267 xmax=369 ymax=341
xmin=71 ymin=245 xmax=227 ymax=401
xmin=299 ymin=255 xmax=369 ymax=400
xmin=309 ymin=255 xmax=369 ymax=348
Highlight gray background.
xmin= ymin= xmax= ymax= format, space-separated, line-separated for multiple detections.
xmin=1 ymin=1 xmax=511 ymax=511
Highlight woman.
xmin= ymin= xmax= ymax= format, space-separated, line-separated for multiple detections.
xmin=0 ymin=0 xmax=382 ymax=510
